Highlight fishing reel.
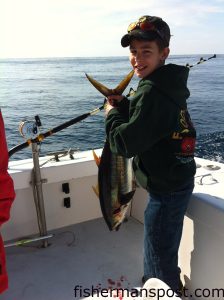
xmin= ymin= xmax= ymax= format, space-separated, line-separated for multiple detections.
xmin=19 ymin=115 xmax=42 ymax=139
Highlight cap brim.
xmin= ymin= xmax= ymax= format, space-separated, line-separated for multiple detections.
xmin=121 ymin=30 xmax=159 ymax=47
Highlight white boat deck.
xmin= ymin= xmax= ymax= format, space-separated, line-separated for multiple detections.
xmin=2 ymin=150 xmax=224 ymax=299
xmin=2 ymin=217 xmax=144 ymax=300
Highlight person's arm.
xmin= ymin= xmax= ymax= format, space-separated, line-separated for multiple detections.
xmin=0 ymin=110 xmax=15 ymax=227
xmin=105 ymin=89 xmax=178 ymax=158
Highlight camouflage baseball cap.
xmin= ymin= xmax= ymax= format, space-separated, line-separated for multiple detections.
xmin=121 ymin=15 xmax=171 ymax=48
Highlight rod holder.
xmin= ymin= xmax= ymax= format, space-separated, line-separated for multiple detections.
xmin=31 ymin=143 xmax=49 ymax=248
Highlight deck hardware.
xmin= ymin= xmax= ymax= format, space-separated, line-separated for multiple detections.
xmin=46 ymin=148 xmax=78 ymax=161
xmin=196 ymin=173 xmax=218 ymax=185
xmin=64 ymin=197 xmax=71 ymax=208
xmin=4 ymin=234 xmax=54 ymax=248
xmin=30 ymin=178 xmax=48 ymax=185
xmin=69 ymin=152 xmax=74 ymax=160
xmin=204 ymin=165 xmax=221 ymax=171
xmin=41 ymin=178 xmax=48 ymax=184
xmin=62 ymin=183 xmax=70 ymax=194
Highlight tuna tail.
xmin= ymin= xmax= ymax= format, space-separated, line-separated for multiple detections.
xmin=114 ymin=70 xmax=134 ymax=95
xmin=85 ymin=70 xmax=134 ymax=97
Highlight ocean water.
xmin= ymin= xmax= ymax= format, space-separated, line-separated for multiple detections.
xmin=0 ymin=55 xmax=224 ymax=162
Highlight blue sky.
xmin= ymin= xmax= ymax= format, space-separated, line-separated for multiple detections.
xmin=1 ymin=0 xmax=224 ymax=58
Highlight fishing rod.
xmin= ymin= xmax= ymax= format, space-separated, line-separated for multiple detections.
xmin=9 ymin=69 xmax=135 ymax=158
xmin=8 ymin=55 xmax=216 ymax=158
xmin=186 ymin=54 xmax=216 ymax=68
xmin=8 ymin=105 xmax=104 ymax=158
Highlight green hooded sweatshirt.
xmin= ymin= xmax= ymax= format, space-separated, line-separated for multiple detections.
xmin=105 ymin=64 xmax=196 ymax=192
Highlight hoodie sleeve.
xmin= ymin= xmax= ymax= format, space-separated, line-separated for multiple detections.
xmin=105 ymin=87 xmax=178 ymax=158
xmin=0 ymin=110 xmax=15 ymax=227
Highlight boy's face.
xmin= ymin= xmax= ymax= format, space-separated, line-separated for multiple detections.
xmin=129 ymin=39 xmax=170 ymax=78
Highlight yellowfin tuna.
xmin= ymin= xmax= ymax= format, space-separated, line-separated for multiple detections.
xmin=86 ymin=70 xmax=136 ymax=231
xmin=93 ymin=142 xmax=136 ymax=231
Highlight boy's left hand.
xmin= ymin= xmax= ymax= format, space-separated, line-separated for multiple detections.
xmin=104 ymin=95 xmax=124 ymax=116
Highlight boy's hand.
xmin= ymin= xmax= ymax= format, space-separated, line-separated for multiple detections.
xmin=107 ymin=95 xmax=124 ymax=105
xmin=105 ymin=95 xmax=124 ymax=116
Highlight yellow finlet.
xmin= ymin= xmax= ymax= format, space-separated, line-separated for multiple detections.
xmin=92 ymin=150 xmax=101 ymax=166
xmin=92 ymin=184 xmax=99 ymax=198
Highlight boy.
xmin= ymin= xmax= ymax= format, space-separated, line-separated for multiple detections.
xmin=105 ymin=16 xmax=196 ymax=293
xmin=0 ymin=109 xmax=15 ymax=294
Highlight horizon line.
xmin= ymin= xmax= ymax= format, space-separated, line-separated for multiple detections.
xmin=0 ymin=53 xmax=220 ymax=60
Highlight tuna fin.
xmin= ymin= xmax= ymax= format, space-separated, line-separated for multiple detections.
xmin=85 ymin=73 xmax=112 ymax=97
xmin=113 ymin=70 xmax=134 ymax=95
xmin=92 ymin=184 xmax=99 ymax=198
xmin=85 ymin=70 xmax=134 ymax=97
xmin=92 ymin=150 xmax=101 ymax=166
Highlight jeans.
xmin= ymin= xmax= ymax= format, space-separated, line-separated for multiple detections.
xmin=144 ymin=180 xmax=194 ymax=291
